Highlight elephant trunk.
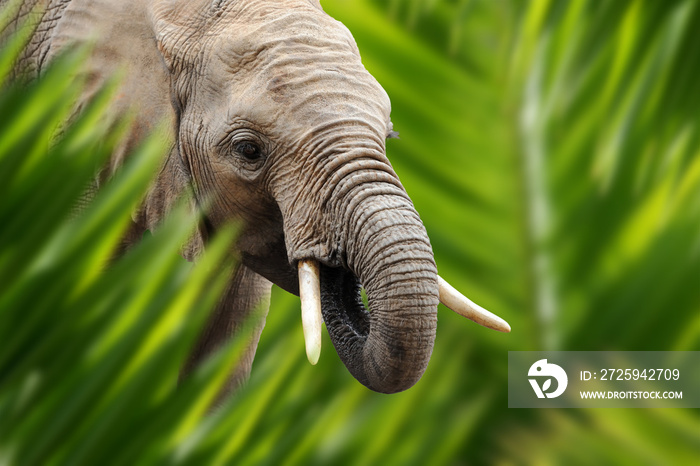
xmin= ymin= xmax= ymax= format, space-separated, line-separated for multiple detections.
xmin=320 ymin=188 xmax=439 ymax=393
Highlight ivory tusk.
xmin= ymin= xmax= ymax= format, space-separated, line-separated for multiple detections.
xmin=298 ymin=259 xmax=323 ymax=364
xmin=438 ymin=275 xmax=511 ymax=333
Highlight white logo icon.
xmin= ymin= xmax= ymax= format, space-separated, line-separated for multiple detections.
xmin=528 ymin=359 xmax=568 ymax=398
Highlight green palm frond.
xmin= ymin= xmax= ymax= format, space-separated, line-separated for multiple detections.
xmin=0 ymin=38 xmax=249 ymax=465
xmin=321 ymin=0 xmax=700 ymax=463
xmin=2 ymin=1 xmax=699 ymax=465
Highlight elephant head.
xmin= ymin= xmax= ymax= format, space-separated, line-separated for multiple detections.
xmin=140 ymin=0 xmax=510 ymax=394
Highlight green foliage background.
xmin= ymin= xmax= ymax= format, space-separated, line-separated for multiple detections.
xmin=1 ymin=0 xmax=699 ymax=464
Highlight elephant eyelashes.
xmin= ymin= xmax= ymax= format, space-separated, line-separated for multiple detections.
xmin=235 ymin=141 xmax=263 ymax=161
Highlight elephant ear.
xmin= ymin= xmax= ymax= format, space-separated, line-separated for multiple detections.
xmin=42 ymin=0 xmax=205 ymax=259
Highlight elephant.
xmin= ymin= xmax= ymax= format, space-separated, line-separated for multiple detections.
xmin=2 ymin=0 xmax=509 ymax=396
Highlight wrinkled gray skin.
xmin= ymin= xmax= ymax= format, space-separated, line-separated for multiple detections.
xmin=4 ymin=0 xmax=438 ymax=395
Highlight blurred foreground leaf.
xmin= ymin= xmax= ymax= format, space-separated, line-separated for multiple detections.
xmin=0 ymin=26 xmax=250 ymax=466
xmin=321 ymin=0 xmax=700 ymax=464
xmin=2 ymin=2 xmax=700 ymax=465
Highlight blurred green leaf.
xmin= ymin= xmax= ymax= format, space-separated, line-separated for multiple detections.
xmin=0 ymin=17 xmax=243 ymax=466
xmin=2 ymin=1 xmax=700 ymax=465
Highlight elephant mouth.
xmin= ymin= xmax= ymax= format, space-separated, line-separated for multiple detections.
xmin=296 ymin=259 xmax=369 ymax=365
xmin=318 ymin=264 xmax=370 ymax=342
xmin=299 ymin=254 xmax=439 ymax=392
xmin=296 ymin=257 xmax=511 ymax=379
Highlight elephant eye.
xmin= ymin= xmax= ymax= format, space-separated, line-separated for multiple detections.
xmin=235 ymin=141 xmax=263 ymax=160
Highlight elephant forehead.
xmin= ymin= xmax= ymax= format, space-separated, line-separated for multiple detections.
xmin=211 ymin=4 xmax=391 ymax=118
xmin=213 ymin=2 xmax=358 ymax=65
xmin=225 ymin=69 xmax=390 ymax=143
xmin=219 ymin=0 xmax=355 ymax=48
xmin=264 ymin=63 xmax=389 ymax=118
xmin=236 ymin=64 xmax=389 ymax=140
